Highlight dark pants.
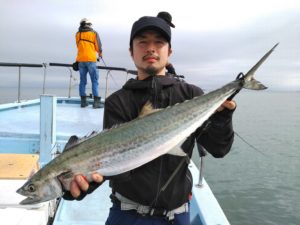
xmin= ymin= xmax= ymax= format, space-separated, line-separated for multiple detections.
xmin=105 ymin=203 xmax=190 ymax=225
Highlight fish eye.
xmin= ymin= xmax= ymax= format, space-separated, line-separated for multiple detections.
xmin=27 ymin=184 xmax=36 ymax=192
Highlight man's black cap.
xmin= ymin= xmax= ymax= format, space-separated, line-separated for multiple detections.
xmin=130 ymin=16 xmax=171 ymax=46
xmin=157 ymin=12 xmax=175 ymax=28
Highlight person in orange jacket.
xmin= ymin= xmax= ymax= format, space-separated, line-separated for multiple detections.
xmin=76 ymin=18 xmax=103 ymax=108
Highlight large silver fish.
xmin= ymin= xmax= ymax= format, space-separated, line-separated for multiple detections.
xmin=17 ymin=43 xmax=278 ymax=205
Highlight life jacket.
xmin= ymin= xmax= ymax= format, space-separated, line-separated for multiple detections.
xmin=76 ymin=26 xmax=102 ymax=62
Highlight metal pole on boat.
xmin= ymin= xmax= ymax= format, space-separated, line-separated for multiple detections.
xmin=100 ymin=57 xmax=111 ymax=99
xmin=40 ymin=95 xmax=57 ymax=167
xmin=105 ymin=71 xmax=110 ymax=99
xmin=126 ymin=72 xmax=129 ymax=81
xmin=196 ymin=146 xmax=207 ymax=187
xmin=42 ymin=63 xmax=47 ymax=94
xmin=0 ymin=62 xmax=44 ymax=103
xmin=17 ymin=66 xmax=21 ymax=103
xmin=68 ymin=68 xmax=73 ymax=98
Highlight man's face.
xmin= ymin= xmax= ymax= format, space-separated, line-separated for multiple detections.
xmin=130 ymin=30 xmax=172 ymax=79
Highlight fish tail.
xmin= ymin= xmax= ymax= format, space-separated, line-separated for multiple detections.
xmin=243 ymin=76 xmax=267 ymax=90
xmin=242 ymin=43 xmax=279 ymax=90
xmin=227 ymin=72 xmax=267 ymax=101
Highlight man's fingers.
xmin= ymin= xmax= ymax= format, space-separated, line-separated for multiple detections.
xmin=70 ymin=175 xmax=88 ymax=198
xmin=70 ymin=180 xmax=81 ymax=198
xmin=75 ymin=175 xmax=89 ymax=191
xmin=216 ymin=100 xmax=236 ymax=112
xmin=92 ymin=173 xmax=104 ymax=183
xmin=69 ymin=173 xmax=103 ymax=198
xmin=223 ymin=100 xmax=236 ymax=110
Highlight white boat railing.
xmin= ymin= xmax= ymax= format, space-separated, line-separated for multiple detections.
xmin=0 ymin=61 xmax=138 ymax=103
xmin=0 ymin=62 xmax=46 ymax=103
xmin=48 ymin=62 xmax=137 ymax=99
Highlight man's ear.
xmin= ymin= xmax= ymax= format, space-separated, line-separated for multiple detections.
xmin=168 ymin=48 xmax=173 ymax=56
xmin=129 ymin=48 xmax=133 ymax=57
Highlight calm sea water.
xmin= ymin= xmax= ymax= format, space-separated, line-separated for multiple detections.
xmin=193 ymin=91 xmax=300 ymax=225
xmin=1 ymin=87 xmax=299 ymax=225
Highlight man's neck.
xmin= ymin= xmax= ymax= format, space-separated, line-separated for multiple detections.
xmin=137 ymin=69 xmax=166 ymax=80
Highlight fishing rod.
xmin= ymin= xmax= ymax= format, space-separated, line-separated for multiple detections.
xmin=234 ymin=131 xmax=267 ymax=156
xmin=98 ymin=57 xmax=120 ymax=89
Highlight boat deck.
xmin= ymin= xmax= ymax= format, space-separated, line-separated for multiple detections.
xmin=0 ymin=97 xmax=107 ymax=225
xmin=0 ymin=98 xmax=103 ymax=154
xmin=54 ymin=183 xmax=111 ymax=225
xmin=0 ymin=97 xmax=230 ymax=225
xmin=0 ymin=98 xmax=103 ymax=137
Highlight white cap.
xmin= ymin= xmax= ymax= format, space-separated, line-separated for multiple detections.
xmin=80 ymin=18 xmax=92 ymax=25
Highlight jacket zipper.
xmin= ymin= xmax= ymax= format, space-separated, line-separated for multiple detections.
xmin=151 ymin=76 xmax=158 ymax=108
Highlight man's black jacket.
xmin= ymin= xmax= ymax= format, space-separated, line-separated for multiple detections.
xmin=101 ymin=75 xmax=234 ymax=210
xmin=63 ymin=75 xmax=234 ymax=206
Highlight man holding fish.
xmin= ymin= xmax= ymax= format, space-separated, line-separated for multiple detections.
xmin=67 ymin=12 xmax=236 ymax=225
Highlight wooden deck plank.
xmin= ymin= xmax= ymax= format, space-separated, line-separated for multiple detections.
xmin=0 ymin=154 xmax=39 ymax=179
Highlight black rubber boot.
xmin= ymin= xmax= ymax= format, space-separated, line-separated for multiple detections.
xmin=93 ymin=96 xmax=101 ymax=108
xmin=80 ymin=96 xmax=89 ymax=108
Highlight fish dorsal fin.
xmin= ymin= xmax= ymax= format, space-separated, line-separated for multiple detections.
xmin=63 ymin=135 xmax=80 ymax=152
xmin=138 ymin=101 xmax=161 ymax=118
xmin=64 ymin=131 xmax=100 ymax=152
xmin=84 ymin=130 xmax=98 ymax=139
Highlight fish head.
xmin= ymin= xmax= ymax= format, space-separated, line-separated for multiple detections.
xmin=17 ymin=177 xmax=63 ymax=205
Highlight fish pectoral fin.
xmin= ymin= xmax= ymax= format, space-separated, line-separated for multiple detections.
xmin=64 ymin=135 xmax=80 ymax=151
xmin=57 ymin=170 xmax=74 ymax=191
xmin=168 ymin=146 xmax=186 ymax=157
xmin=138 ymin=101 xmax=162 ymax=118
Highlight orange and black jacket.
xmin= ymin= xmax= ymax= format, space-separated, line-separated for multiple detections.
xmin=75 ymin=26 xmax=102 ymax=62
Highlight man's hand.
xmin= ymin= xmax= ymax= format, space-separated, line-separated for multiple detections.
xmin=70 ymin=173 xmax=103 ymax=198
xmin=217 ymin=100 xmax=236 ymax=112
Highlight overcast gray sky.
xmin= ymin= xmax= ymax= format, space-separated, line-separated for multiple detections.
xmin=0 ymin=0 xmax=300 ymax=92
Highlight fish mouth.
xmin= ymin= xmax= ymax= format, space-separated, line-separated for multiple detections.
xmin=16 ymin=188 xmax=43 ymax=205
xmin=19 ymin=196 xmax=46 ymax=205
xmin=16 ymin=187 xmax=27 ymax=197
